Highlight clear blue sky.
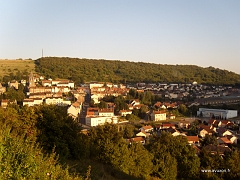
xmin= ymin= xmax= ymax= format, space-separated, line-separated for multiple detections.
xmin=1 ymin=1 xmax=240 ymax=74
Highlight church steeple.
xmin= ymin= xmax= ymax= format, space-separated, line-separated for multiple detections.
xmin=29 ymin=72 xmax=36 ymax=87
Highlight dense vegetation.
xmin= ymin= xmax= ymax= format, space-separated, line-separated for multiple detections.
xmin=35 ymin=57 xmax=240 ymax=85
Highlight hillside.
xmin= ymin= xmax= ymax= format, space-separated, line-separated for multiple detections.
xmin=35 ymin=57 xmax=240 ymax=85
xmin=0 ymin=59 xmax=35 ymax=82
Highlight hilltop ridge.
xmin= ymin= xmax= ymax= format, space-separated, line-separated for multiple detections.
xmin=34 ymin=57 xmax=240 ymax=85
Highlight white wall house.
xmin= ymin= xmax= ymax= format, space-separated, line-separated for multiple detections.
xmin=197 ymin=108 xmax=238 ymax=119
xmin=151 ymin=111 xmax=166 ymax=121
xmin=68 ymin=102 xmax=82 ymax=119
xmin=45 ymin=97 xmax=63 ymax=105
xmin=86 ymin=116 xmax=113 ymax=126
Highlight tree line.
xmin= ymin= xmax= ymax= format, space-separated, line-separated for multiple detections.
xmin=34 ymin=57 xmax=240 ymax=85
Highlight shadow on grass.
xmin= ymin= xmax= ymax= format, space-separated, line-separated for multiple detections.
xmin=66 ymin=158 xmax=144 ymax=180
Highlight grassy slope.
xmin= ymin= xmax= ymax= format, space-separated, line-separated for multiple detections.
xmin=0 ymin=59 xmax=35 ymax=77
xmin=67 ymin=159 xmax=153 ymax=180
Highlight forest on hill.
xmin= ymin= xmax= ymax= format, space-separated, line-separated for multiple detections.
xmin=35 ymin=57 xmax=240 ymax=85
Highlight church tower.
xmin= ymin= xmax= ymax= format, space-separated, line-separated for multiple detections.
xmin=29 ymin=72 xmax=36 ymax=88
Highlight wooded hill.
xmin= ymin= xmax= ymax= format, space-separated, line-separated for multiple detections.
xmin=35 ymin=57 xmax=240 ymax=85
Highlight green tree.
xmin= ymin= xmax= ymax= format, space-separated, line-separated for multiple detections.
xmin=148 ymin=132 xmax=200 ymax=179
xmin=201 ymin=134 xmax=218 ymax=146
xmin=123 ymin=124 xmax=135 ymax=138
xmin=0 ymin=126 xmax=82 ymax=180
xmin=35 ymin=105 xmax=85 ymax=161
xmin=97 ymin=100 xmax=107 ymax=109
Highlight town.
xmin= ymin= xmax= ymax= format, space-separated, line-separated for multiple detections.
xmin=1 ymin=73 xmax=240 ymax=153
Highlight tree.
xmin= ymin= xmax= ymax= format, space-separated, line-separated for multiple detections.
xmin=123 ymin=124 xmax=135 ymax=138
xmin=201 ymin=134 xmax=217 ymax=146
xmin=114 ymin=95 xmax=128 ymax=112
xmin=148 ymin=132 xmax=200 ymax=180
xmin=35 ymin=105 xmax=85 ymax=161
xmin=97 ymin=100 xmax=107 ymax=109
xmin=139 ymin=105 xmax=148 ymax=119
xmin=223 ymin=150 xmax=240 ymax=179
xmin=178 ymin=104 xmax=188 ymax=116
xmin=0 ymin=126 xmax=82 ymax=180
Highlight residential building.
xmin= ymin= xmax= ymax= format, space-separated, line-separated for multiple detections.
xmin=150 ymin=110 xmax=166 ymax=121
xmin=197 ymin=108 xmax=238 ymax=119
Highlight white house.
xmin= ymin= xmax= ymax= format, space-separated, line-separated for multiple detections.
xmin=23 ymin=99 xmax=34 ymax=106
xmin=150 ymin=111 xmax=166 ymax=121
xmin=85 ymin=116 xmax=114 ymax=126
xmin=68 ymin=102 xmax=82 ymax=119
xmin=119 ymin=110 xmax=132 ymax=116
xmin=45 ymin=97 xmax=63 ymax=105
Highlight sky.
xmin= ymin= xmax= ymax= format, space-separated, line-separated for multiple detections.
xmin=1 ymin=1 xmax=240 ymax=74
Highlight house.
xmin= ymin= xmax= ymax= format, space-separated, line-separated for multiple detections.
xmin=33 ymin=98 xmax=43 ymax=105
xmin=216 ymin=128 xmax=232 ymax=137
xmin=85 ymin=116 xmax=113 ymax=126
xmin=226 ymin=135 xmax=238 ymax=144
xmin=186 ymin=136 xmax=200 ymax=145
xmin=178 ymin=120 xmax=190 ymax=128
xmin=129 ymin=137 xmax=145 ymax=145
xmin=213 ymin=120 xmax=221 ymax=127
xmin=68 ymin=102 xmax=81 ymax=119
xmin=139 ymin=125 xmax=153 ymax=133
xmin=99 ymin=108 xmax=114 ymax=117
xmin=198 ymin=125 xmax=214 ymax=138
xmin=23 ymin=99 xmax=34 ymax=106
xmin=150 ymin=110 xmax=166 ymax=121
xmin=1 ymin=99 xmax=10 ymax=108
xmin=203 ymin=145 xmax=231 ymax=155
xmin=220 ymin=120 xmax=231 ymax=128
xmin=165 ymin=127 xmax=181 ymax=136
xmin=86 ymin=108 xmax=99 ymax=116
xmin=169 ymin=114 xmax=176 ymax=119
xmin=91 ymin=94 xmax=100 ymax=104
xmin=208 ymin=119 xmax=216 ymax=126
xmin=159 ymin=123 xmax=175 ymax=129
xmin=41 ymin=80 xmax=52 ymax=87
xmin=129 ymin=99 xmax=140 ymax=106
xmin=45 ymin=97 xmax=63 ymax=105
xmin=1 ymin=99 xmax=17 ymax=108
xmin=136 ymin=131 xmax=147 ymax=138
xmin=0 ymin=83 xmax=6 ymax=94
xmin=119 ymin=110 xmax=132 ymax=116
xmin=217 ymin=137 xmax=232 ymax=145
xmin=8 ymin=80 xmax=18 ymax=89
xmin=225 ymin=122 xmax=235 ymax=129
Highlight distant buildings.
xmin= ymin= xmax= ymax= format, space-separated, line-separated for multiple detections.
xmin=197 ymin=108 xmax=238 ymax=119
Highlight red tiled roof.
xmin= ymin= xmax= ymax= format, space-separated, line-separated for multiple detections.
xmin=153 ymin=110 xmax=166 ymax=114
xmin=186 ymin=136 xmax=199 ymax=142
xmin=131 ymin=137 xmax=144 ymax=142
xmin=141 ymin=125 xmax=153 ymax=131
xmin=217 ymin=127 xmax=228 ymax=134
xmin=219 ymin=137 xmax=232 ymax=144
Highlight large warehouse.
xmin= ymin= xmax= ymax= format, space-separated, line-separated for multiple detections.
xmin=197 ymin=108 xmax=238 ymax=119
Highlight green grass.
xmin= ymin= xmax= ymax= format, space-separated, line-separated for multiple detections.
xmin=0 ymin=59 xmax=35 ymax=77
xmin=66 ymin=159 xmax=144 ymax=180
